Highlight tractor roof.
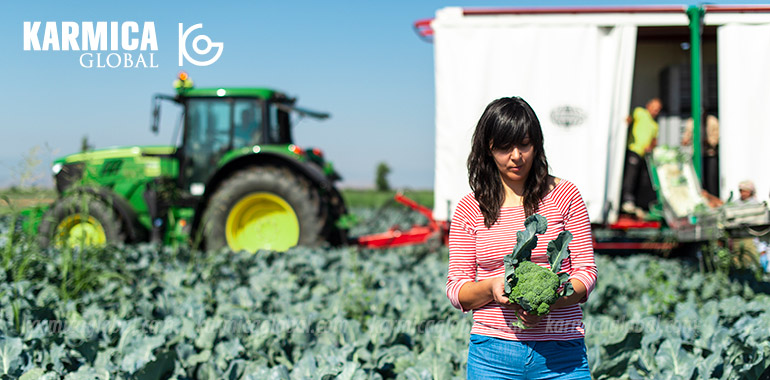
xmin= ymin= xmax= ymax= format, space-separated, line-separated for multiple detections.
xmin=179 ymin=87 xmax=291 ymax=101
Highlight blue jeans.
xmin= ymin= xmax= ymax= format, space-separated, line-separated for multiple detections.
xmin=467 ymin=334 xmax=591 ymax=379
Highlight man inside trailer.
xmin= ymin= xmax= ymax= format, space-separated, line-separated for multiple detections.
xmin=621 ymin=98 xmax=662 ymax=219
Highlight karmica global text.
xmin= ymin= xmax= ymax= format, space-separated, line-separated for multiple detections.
xmin=23 ymin=21 xmax=159 ymax=68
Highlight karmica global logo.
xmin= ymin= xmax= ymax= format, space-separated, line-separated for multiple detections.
xmin=23 ymin=21 xmax=224 ymax=68
xmin=179 ymin=23 xmax=223 ymax=66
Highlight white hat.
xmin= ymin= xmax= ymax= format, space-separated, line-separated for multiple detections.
xmin=739 ymin=180 xmax=756 ymax=194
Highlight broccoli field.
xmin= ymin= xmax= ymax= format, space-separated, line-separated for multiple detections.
xmin=1 ymin=208 xmax=770 ymax=379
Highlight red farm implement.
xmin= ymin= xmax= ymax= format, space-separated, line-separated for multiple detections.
xmin=354 ymin=193 xmax=449 ymax=249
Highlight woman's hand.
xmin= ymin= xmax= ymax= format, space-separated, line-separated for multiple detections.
xmin=499 ymin=283 xmax=545 ymax=328
xmin=509 ymin=304 xmax=546 ymax=328
xmin=490 ymin=277 xmax=544 ymax=328
xmin=488 ymin=276 xmax=516 ymax=308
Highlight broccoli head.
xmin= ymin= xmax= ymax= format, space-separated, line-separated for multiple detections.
xmin=508 ymin=261 xmax=560 ymax=315
xmin=502 ymin=214 xmax=575 ymax=329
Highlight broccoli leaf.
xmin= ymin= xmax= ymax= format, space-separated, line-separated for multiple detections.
xmin=558 ymin=272 xmax=575 ymax=297
xmin=509 ymin=214 xmax=547 ymax=265
xmin=504 ymin=214 xmax=547 ymax=296
xmin=530 ymin=214 xmax=548 ymax=235
xmin=510 ymin=230 xmax=536 ymax=265
xmin=560 ymin=281 xmax=575 ymax=298
xmin=549 ymin=231 xmax=575 ymax=298
xmin=559 ymin=272 xmax=575 ymax=297
xmin=547 ymin=231 xmax=573 ymax=274
xmin=504 ymin=255 xmax=517 ymax=294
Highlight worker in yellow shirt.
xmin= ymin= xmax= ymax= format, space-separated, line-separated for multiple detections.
xmin=621 ymin=98 xmax=661 ymax=218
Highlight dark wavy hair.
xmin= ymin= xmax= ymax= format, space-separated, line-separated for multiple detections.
xmin=467 ymin=97 xmax=550 ymax=228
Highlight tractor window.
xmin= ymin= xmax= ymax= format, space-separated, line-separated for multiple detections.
xmin=233 ymin=100 xmax=263 ymax=148
xmin=187 ymin=99 xmax=232 ymax=152
xmin=184 ymin=99 xmax=233 ymax=186
xmin=268 ymin=103 xmax=292 ymax=144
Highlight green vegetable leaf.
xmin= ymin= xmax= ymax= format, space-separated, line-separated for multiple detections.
xmin=511 ymin=230 xmax=537 ymax=264
xmin=654 ymin=338 xmax=696 ymax=379
xmin=546 ymin=231 xmax=572 ymax=274
xmin=0 ymin=337 xmax=23 ymax=376
xmin=119 ymin=335 xmax=166 ymax=374
xmin=185 ymin=349 xmax=212 ymax=367
xmin=194 ymin=317 xmax=223 ymax=350
xmin=224 ymin=359 xmax=247 ymax=380
xmin=504 ymin=214 xmax=548 ymax=296
xmin=510 ymin=214 xmax=547 ymax=265
xmin=531 ymin=214 xmax=548 ymax=234
xmin=696 ymin=352 xmax=722 ymax=379
xmin=19 ymin=368 xmax=46 ymax=380
xmin=215 ymin=339 xmax=244 ymax=370
xmin=62 ymin=365 xmax=110 ymax=380
xmin=400 ymin=367 xmax=433 ymax=380
xmin=504 ymin=255 xmax=517 ymax=295
xmin=133 ymin=350 xmax=176 ymax=380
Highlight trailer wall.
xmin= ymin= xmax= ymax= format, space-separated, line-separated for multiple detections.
xmin=432 ymin=8 xmax=672 ymax=223
xmin=717 ymin=22 xmax=770 ymax=203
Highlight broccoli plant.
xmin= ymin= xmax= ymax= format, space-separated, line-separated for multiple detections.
xmin=503 ymin=214 xmax=575 ymax=328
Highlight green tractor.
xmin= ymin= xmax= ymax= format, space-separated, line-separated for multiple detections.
xmin=34 ymin=72 xmax=347 ymax=252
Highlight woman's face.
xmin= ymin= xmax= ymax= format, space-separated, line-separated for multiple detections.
xmin=490 ymin=136 xmax=534 ymax=185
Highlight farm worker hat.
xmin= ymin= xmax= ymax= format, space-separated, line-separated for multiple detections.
xmin=739 ymin=180 xmax=756 ymax=194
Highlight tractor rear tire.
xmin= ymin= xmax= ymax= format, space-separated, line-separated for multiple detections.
xmin=38 ymin=194 xmax=126 ymax=248
xmin=202 ymin=166 xmax=323 ymax=252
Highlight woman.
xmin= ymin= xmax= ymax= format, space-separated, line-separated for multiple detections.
xmin=447 ymin=97 xmax=597 ymax=379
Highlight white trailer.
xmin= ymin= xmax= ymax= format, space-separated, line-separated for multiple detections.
xmin=420 ymin=5 xmax=770 ymax=230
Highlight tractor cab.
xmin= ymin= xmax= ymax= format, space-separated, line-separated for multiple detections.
xmin=152 ymin=72 xmax=330 ymax=195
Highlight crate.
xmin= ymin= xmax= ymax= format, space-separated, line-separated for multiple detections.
xmin=674 ymin=209 xmax=723 ymax=242
xmin=722 ymin=203 xmax=770 ymax=228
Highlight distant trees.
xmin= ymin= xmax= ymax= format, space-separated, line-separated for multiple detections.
xmin=375 ymin=162 xmax=391 ymax=191
xmin=81 ymin=135 xmax=93 ymax=152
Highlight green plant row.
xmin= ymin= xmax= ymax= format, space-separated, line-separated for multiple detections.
xmin=0 ymin=244 xmax=471 ymax=379
xmin=1 ymin=210 xmax=770 ymax=379
xmin=584 ymin=255 xmax=770 ymax=379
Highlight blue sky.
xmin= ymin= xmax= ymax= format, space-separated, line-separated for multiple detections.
xmin=1 ymin=0 xmax=767 ymax=189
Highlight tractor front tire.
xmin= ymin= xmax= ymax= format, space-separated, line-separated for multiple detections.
xmin=202 ymin=166 xmax=323 ymax=252
xmin=38 ymin=194 xmax=126 ymax=249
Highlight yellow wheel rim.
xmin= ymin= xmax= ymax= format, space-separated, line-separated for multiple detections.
xmin=225 ymin=193 xmax=299 ymax=252
xmin=55 ymin=214 xmax=107 ymax=248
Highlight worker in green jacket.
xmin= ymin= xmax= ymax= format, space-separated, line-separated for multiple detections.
xmin=621 ymin=98 xmax=661 ymax=218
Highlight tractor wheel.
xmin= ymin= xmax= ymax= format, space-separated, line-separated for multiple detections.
xmin=202 ymin=166 xmax=323 ymax=252
xmin=38 ymin=194 xmax=125 ymax=248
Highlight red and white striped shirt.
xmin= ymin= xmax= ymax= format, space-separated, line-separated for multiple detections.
xmin=447 ymin=179 xmax=598 ymax=341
